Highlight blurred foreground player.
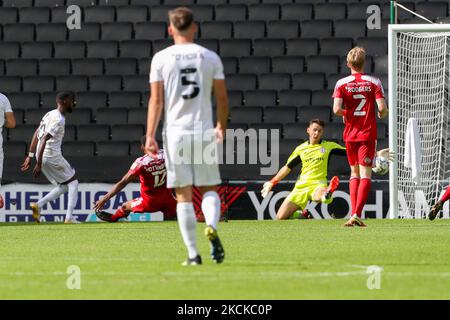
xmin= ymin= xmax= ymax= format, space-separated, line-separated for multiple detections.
xmin=333 ymin=47 xmax=388 ymax=227
xmin=429 ymin=186 xmax=450 ymax=220
xmin=0 ymin=92 xmax=16 ymax=208
xmin=21 ymin=92 xmax=79 ymax=224
xmin=145 ymin=7 xmax=229 ymax=265
xmin=93 ymin=136 xmax=177 ymax=222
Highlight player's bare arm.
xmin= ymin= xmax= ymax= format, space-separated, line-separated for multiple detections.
xmin=261 ymin=165 xmax=291 ymax=198
xmin=93 ymin=171 xmax=137 ymax=212
xmin=33 ymin=133 xmax=52 ymax=178
xmin=4 ymin=111 xmax=16 ymax=129
xmin=332 ymin=98 xmax=345 ymax=117
xmin=145 ymin=81 xmax=164 ymax=156
xmin=376 ymin=98 xmax=388 ymax=119
xmin=213 ymin=79 xmax=229 ymax=143
xmin=21 ymin=128 xmax=39 ymax=172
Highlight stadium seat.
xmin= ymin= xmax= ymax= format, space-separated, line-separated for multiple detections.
xmin=128 ymin=109 xmax=147 ymax=125
xmin=54 ymin=41 xmax=86 ymax=59
xmin=278 ymin=90 xmax=311 ymax=107
xmin=3 ymin=141 xmax=27 ymax=157
xmin=315 ymin=3 xmax=346 ymax=20
xmin=248 ymin=4 xmax=280 ymax=21
xmin=266 ymin=21 xmax=300 ymax=39
xmin=264 ymin=107 xmax=297 ymax=124
xmin=0 ymin=77 xmax=21 ymax=93
xmin=244 ymin=90 xmax=277 ymax=107
xmin=87 ymin=41 xmax=118 ymax=58
xmin=98 ymin=0 xmax=128 ymax=5
xmin=65 ymin=108 xmax=92 ymax=125
xmin=96 ymin=141 xmax=129 ymax=157
xmin=272 ymin=56 xmax=304 ymax=74
xmin=51 ymin=6 xmax=71 ymax=23
xmin=278 ymin=139 xmax=302 ymax=158
xmin=120 ymin=40 xmax=152 ymax=58
xmin=96 ymin=108 xmax=128 ymax=125
xmin=200 ymin=21 xmax=233 ymax=39
xmin=72 ymin=58 xmax=104 ymax=76
xmin=239 ymin=57 xmax=271 ymax=75
xmin=68 ymin=23 xmax=101 ymax=41
xmin=8 ymin=125 xmax=36 ymax=142
xmin=101 ymin=22 xmax=133 ymax=41
xmin=0 ymin=61 xmax=4 ymax=76
xmin=39 ymin=59 xmax=71 ymax=76
xmin=286 ymin=39 xmax=319 ymax=56
xmin=134 ymin=22 xmax=166 ymax=40
xmin=66 ymin=0 xmax=98 ymax=7
xmin=165 ymin=0 xmax=194 ymax=4
xmin=3 ymin=24 xmax=34 ymax=42
xmin=104 ymin=58 xmax=137 ymax=76
xmin=230 ymin=107 xmax=263 ymax=124
xmin=130 ymin=0 xmax=160 ymax=4
xmin=76 ymin=91 xmax=108 ymax=109
xmin=324 ymin=123 xmax=345 ymax=140
xmin=215 ymin=4 xmax=247 ymax=22
xmin=152 ymin=39 xmax=172 ymax=53
xmin=85 ymin=6 xmax=115 ymax=23
xmin=150 ymin=5 xmax=177 ymax=22
xmin=416 ymin=2 xmax=448 ymax=19
xmin=301 ymin=20 xmax=333 ymax=39
xmin=220 ymin=39 xmax=251 ymax=58
xmin=280 ymin=4 xmax=313 ymax=21
xmin=327 ymin=74 xmax=347 ymax=90
xmin=21 ymin=42 xmax=53 ymax=59
xmin=77 ymin=125 xmax=110 ymax=141
xmin=334 ymin=20 xmax=366 ymax=40
xmin=306 ymin=56 xmax=339 ymax=75
xmin=196 ymin=39 xmax=218 ymax=53
xmin=226 ymin=74 xmax=257 ymax=91
xmin=122 ymin=75 xmax=149 ymax=92
xmin=6 ymin=59 xmax=38 ymax=77
xmin=311 ymin=90 xmax=334 ymax=107
xmin=191 ymin=5 xmax=214 ymax=22
xmin=292 ymin=73 xmax=325 ymax=91
xmin=0 ymin=42 xmax=20 ymax=60
xmin=24 ymin=108 xmax=52 ymax=125
xmin=116 ymin=6 xmax=148 ymax=23
xmin=347 ymin=3 xmax=373 ymax=20
xmin=2 ymin=0 xmax=33 ymax=8
xmin=196 ymin=0 xmax=226 ymax=4
xmin=298 ymin=106 xmax=331 ymax=123
xmin=7 ymin=92 xmax=40 ymax=110
xmin=40 ymin=91 xmax=58 ymax=108
xmin=35 ymin=0 xmax=66 ymax=7
xmin=56 ymin=76 xmax=88 ymax=92
xmin=374 ymin=55 xmax=388 ymax=74
xmin=35 ymin=23 xmax=67 ymax=41
xmin=111 ymin=124 xmax=145 ymax=141
xmin=19 ymin=7 xmax=50 ymax=24
xmin=222 ymin=57 xmax=238 ymax=74
xmin=12 ymin=109 xmax=25 ymax=125
xmin=253 ymin=39 xmax=285 ymax=57
xmin=63 ymin=141 xmax=96 ymax=157
xmin=90 ymin=76 xmax=122 ymax=92
xmin=382 ymin=2 xmax=416 ymax=21
xmin=356 ymin=38 xmax=388 ymax=57
xmin=320 ymin=38 xmax=353 ymax=56
xmin=234 ymin=21 xmax=265 ymax=40
xmin=0 ymin=8 xmax=18 ymax=24
xmin=130 ymin=141 xmax=143 ymax=157
xmin=283 ymin=123 xmax=306 ymax=140
xmin=258 ymin=73 xmax=291 ymax=91
xmin=109 ymin=92 xmax=141 ymax=108
xmin=227 ymin=90 xmax=244 ymax=107
xmin=138 ymin=58 xmax=151 ymax=75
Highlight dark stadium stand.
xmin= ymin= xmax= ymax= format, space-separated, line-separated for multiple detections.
xmin=1 ymin=0 xmax=448 ymax=182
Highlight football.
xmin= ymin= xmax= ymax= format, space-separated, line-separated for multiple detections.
xmin=373 ymin=156 xmax=389 ymax=175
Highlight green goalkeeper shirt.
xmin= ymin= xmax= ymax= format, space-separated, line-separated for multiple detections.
xmin=285 ymin=140 xmax=346 ymax=186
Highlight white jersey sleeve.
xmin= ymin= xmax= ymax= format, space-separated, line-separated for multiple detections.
xmin=149 ymin=52 xmax=164 ymax=83
xmin=211 ymin=52 xmax=225 ymax=80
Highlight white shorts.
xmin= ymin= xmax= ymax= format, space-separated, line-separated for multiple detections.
xmin=41 ymin=155 xmax=76 ymax=185
xmin=163 ymin=133 xmax=221 ymax=188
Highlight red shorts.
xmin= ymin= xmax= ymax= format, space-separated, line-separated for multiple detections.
xmin=130 ymin=194 xmax=177 ymax=219
xmin=345 ymin=141 xmax=376 ymax=167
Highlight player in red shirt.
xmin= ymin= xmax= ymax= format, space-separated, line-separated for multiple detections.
xmin=93 ymin=136 xmax=177 ymax=222
xmin=333 ymin=47 xmax=388 ymax=227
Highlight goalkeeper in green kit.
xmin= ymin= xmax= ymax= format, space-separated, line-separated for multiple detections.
xmin=261 ymin=119 xmax=391 ymax=220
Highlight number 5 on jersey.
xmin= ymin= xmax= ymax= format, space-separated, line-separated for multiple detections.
xmin=181 ymin=68 xmax=200 ymax=100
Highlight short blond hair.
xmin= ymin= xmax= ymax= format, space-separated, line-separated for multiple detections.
xmin=347 ymin=47 xmax=366 ymax=70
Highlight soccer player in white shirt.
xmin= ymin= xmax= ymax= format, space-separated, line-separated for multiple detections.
xmin=21 ymin=92 xmax=79 ymax=224
xmin=0 ymin=92 xmax=16 ymax=208
xmin=146 ymin=7 xmax=229 ymax=266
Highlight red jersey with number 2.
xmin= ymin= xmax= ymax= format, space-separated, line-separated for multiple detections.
xmin=332 ymin=73 xmax=385 ymax=142
xmin=128 ymin=150 xmax=171 ymax=200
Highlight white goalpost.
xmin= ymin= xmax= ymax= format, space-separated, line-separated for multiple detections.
xmin=389 ymin=24 xmax=450 ymax=219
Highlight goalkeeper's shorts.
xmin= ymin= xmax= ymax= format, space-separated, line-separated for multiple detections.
xmin=287 ymin=182 xmax=328 ymax=210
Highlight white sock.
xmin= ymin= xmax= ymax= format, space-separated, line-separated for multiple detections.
xmin=66 ymin=180 xmax=79 ymax=221
xmin=201 ymin=191 xmax=221 ymax=230
xmin=37 ymin=184 xmax=68 ymax=208
xmin=177 ymin=202 xmax=198 ymax=259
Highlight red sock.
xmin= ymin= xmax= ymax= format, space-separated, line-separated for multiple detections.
xmin=349 ymin=177 xmax=360 ymax=216
xmin=111 ymin=207 xmax=128 ymax=222
xmin=440 ymin=185 xmax=450 ymax=203
xmin=355 ymin=178 xmax=372 ymax=218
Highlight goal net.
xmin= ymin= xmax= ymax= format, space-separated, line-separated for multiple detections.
xmin=389 ymin=25 xmax=450 ymax=219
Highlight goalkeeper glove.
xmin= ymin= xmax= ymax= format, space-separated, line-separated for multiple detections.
xmin=261 ymin=178 xmax=279 ymax=198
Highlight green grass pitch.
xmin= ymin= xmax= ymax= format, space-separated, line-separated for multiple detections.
xmin=0 ymin=219 xmax=449 ymax=299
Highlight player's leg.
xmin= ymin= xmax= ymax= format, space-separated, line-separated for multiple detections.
xmin=276 ymin=197 xmax=301 ymax=220
xmin=311 ymin=178 xmax=340 ymax=204
xmin=429 ymin=185 xmax=450 ymax=220
xmin=344 ymin=142 xmax=361 ymax=226
xmin=277 ymin=186 xmax=308 ymax=220
xmin=96 ymin=200 xmax=133 ymax=222
xmin=64 ymin=176 xmax=79 ymax=224
xmin=0 ymin=151 xmax=4 ymax=208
